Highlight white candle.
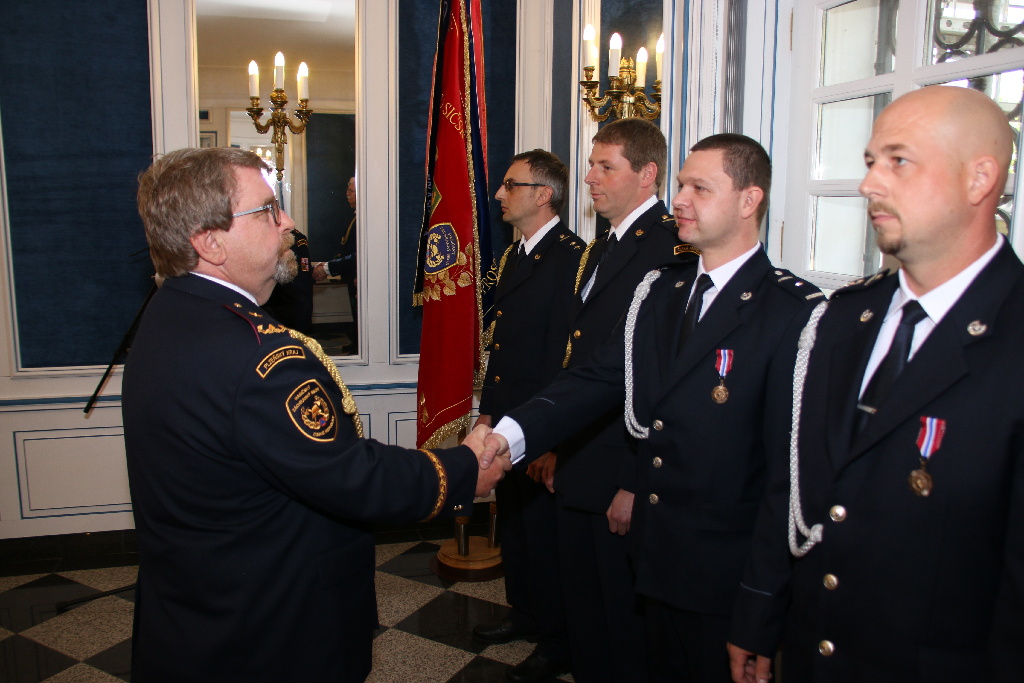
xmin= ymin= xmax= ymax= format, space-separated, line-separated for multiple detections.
xmin=656 ymin=34 xmax=665 ymax=82
xmin=583 ymin=24 xmax=598 ymax=69
xmin=297 ymin=62 xmax=309 ymax=100
xmin=274 ymin=52 xmax=284 ymax=90
xmin=636 ymin=48 xmax=648 ymax=88
xmin=609 ymin=33 xmax=622 ymax=78
xmin=248 ymin=60 xmax=259 ymax=98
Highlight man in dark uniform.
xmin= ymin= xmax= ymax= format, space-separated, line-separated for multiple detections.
xmin=314 ymin=177 xmax=358 ymax=320
xmin=262 ymin=227 xmax=313 ymax=332
xmin=471 ymin=149 xmax=584 ymax=682
xmin=535 ymin=117 xmax=694 ymax=683
xmin=483 ymin=133 xmax=822 ymax=681
xmin=124 ymin=148 xmax=508 ymax=683
xmin=729 ymin=86 xmax=1024 ymax=683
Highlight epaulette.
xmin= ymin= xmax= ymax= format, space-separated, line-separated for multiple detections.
xmin=556 ymin=232 xmax=586 ymax=251
xmin=830 ymin=269 xmax=892 ymax=299
xmin=769 ymin=269 xmax=825 ymax=301
xmin=224 ymin=301 xmax=291 ymax=340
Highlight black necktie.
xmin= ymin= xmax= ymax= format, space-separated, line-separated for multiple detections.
xmin=679 ymin=273 xmax=714 ymax=350
xmin=857 ymin=299 xmax=927 ymax=430
xmin=508 ymin=243 xmax=524 ymax=274
xmin=598 ymin=233 xmax=618 ymax=266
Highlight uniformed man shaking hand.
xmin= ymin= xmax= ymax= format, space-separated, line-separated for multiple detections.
xmin=480 ymin=133 xmax=822 ymax=681
xmin=124 ymin=147 xmax=510 ymax=683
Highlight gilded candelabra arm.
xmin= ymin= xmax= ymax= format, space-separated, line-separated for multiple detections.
xmin=580 ymin=66 xmax=613 ymax=122
xmin=631 ymin=81 xmax=662 ymax=121
xmin=246 ymin=97 xmax=273 ymax=134
xmin=288 ymin=99 xmax=313 ymax=134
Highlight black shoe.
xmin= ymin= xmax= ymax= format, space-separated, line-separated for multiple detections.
xmin=472 ymin=620 xmax=537 ymax=645
xmin=507 ymin=653 xmax=568 ymax=682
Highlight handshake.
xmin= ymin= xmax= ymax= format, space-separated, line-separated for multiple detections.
xmin=462 ymin=424 xmax=512 ymax=497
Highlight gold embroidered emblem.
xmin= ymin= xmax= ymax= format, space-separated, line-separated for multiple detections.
xmin=233 ymin=303 xmax=243 ymax=308
xmin=674 ymin=244 xmax=699 ymax=256
xmin=248 ymin=311 xmax=264 ymax=318
xmin=256 ymin=345 xmax=306 ymax=378
xmin=286 ymin=379 xmax=338 ymax=441
xmin=635 ymin=228 xmax=645 ymax=236
xmin=286 ymin=330 xmax=363 ymax=437
xmin=258 ymin=324 xmax=289 ymax=334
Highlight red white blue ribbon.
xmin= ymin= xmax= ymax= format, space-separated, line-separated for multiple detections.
xmin=715 ymin=349 xmax=733 ymax=379
xmin=916 ymin=416 xmax=946 ymax=461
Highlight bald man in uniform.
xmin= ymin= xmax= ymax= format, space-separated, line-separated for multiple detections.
xmin=729 ymin=86 xmax=1024 ymax=683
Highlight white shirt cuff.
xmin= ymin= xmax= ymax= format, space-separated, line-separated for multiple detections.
xmin=493 ymin=416 xmax=527 ymax=464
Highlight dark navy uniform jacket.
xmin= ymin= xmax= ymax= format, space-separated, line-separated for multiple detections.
xmin=123 ymin=274 xmax=476 ymax=683
xmin=479 ymin=220 xmax=585 ymax=421
xmin=733 ymin=239 xmax=1024 ymax=683
xmin=554 ymin=200 xmax=695 ymax=514
xmin=507 ymin=248 xmax=822 ymax=616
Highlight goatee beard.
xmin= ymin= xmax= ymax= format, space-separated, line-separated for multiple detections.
xmin=274 ymin=231 xmax=298 ymax=284
xmin=274 ymin=250 xmax=298 ymax=284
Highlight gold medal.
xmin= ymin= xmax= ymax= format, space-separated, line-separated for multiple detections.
xmin=908 ymin=468 xmax=933 ymax=497
xmin=712 ymin=383 xmax=729 ymax=404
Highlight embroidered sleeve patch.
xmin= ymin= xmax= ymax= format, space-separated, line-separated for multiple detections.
xmin=286 ymin=380 xmax=338 ymax=442
xmin=257 ymin=345 xmax=307 ymax=378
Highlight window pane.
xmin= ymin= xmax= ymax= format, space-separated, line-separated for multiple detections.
xmin=817 ymin=93 xmax=892 ymax=179
xmin=821 ymin=0 xmax=899 ymax=87
xmin=927 ymin=0 xmax=1024 ymax=65
xmin=939 ymin=69 xmax=1023 ymax=170
xmin=998 ymin=194 xmax=1014 ymax=237
xmin=812 ymin=196 xmax=880 ymax=276
xmin=938 ymin=70 xmax=1023 ymax=239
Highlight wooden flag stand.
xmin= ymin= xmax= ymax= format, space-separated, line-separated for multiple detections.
xmin=430 ymin=501 xmax=503 ymax=581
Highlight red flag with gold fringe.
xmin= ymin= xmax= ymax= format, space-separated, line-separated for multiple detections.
xmin=413 ymin=0 xmax=490 ymax=448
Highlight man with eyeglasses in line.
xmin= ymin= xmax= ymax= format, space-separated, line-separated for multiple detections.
xmin=124 ymin=147 xmax=510 ymax=682
xmin=502 ymin=119 xmax=696 ymax=683
xmin=471 ymin=149 xmax=584 ymax=682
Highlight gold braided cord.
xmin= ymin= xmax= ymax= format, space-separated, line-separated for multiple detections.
xmin=287 ymin=329 xmax=364 ymax=438
xmin=481 ymin=319 xmax=497 ymax=350
xmin=574 ymin=238 xmax=597 ymax=295
xmin=561 ymin=238 xmax=597 ymax=368
xmin=418 ymin=449 xmax=449 ymax=522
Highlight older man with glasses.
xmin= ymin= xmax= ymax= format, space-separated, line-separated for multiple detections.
xmin=123 ymin=147 xmax=509 ymax=683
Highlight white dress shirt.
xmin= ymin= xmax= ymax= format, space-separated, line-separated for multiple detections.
xmin=858 ymin=234 xmax=1002 ymax=398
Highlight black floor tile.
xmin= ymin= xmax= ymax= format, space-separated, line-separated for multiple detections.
xmin=376 ymin=541 xmax=458 ymax=589
xmin=85 ymin=637 xmax=133 ymax=682
xmin=392 ymin=591 xmax=508 ymax=654
xmin=0 ymin=574 xmax=99 ymax=632
xmin=445 ymin=655 xmax=513 ymax=682
xmin=0 ymin=634 xmax=77 ymax=682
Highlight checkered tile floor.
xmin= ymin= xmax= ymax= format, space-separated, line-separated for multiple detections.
xmin=0 ymin=539 xmax=573 ymax=682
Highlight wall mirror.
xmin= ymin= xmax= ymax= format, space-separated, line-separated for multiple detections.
xmin=196 ymin=0 xmax=359 ymax=356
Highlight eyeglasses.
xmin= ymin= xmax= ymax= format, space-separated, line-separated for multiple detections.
xmin=232 ymin=198 xmax=281 ymax=225
xmin=502 ymin=179 xmax=549 ymax=193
